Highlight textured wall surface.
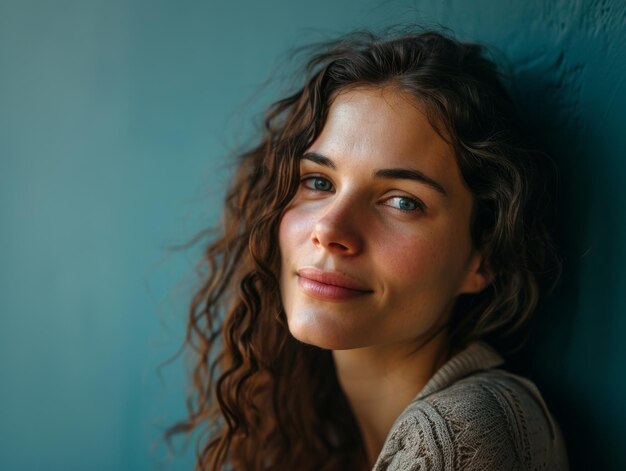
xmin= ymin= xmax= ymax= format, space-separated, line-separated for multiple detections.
xmin=1 ymin=0 xmax=624 ymax=469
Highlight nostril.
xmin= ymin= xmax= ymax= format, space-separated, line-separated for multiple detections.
xmin=328 ymin=241 xmax=350 ymax=251
xmin=311 ymin=216 xmax=362 ymax=255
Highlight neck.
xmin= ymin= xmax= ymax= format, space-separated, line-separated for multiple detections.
xmin=332 ymin=331 xmax=450 ymax=468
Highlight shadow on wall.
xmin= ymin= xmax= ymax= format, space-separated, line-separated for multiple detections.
xmin=504 ymin=45 xmax=622 ymax=470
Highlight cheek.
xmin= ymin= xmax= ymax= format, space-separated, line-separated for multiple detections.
xmin=278 ymin=207 xmax=313 ymax=260
xmin=377 ymin=230 xmax=437 ymax=273
xmin=374 ymin=227 xmax=461 ymax=287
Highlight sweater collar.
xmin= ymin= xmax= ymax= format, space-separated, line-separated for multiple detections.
xmin=415 ymin=341 xmax=505 ymax=400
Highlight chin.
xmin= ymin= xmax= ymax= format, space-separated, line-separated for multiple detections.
xmin=286 ymin=312 xmax=367 ymax=350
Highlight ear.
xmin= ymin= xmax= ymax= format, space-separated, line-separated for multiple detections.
xmin=457 ymin=250 xmax=493 ymax=295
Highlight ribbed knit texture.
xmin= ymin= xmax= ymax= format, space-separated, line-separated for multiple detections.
xmin=372 ymin=342 xmax=569 ymax=470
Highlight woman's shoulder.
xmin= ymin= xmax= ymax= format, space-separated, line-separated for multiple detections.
xmin=373 ymin=367 xmax=569 ymax=470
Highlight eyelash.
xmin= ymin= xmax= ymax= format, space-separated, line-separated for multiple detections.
xmin=300 ymin=176 xmax=426 ymax=213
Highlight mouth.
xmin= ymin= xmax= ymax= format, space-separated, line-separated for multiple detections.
xmin=296 ymin=267 xmax=373 ymax=302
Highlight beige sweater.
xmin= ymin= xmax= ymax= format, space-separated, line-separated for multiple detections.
xmin=372 ymin=342 xmax=569 ymax=470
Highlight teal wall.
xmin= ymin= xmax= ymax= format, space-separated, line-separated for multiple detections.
xmin=1 ymin=0 xmax=624 ymax=469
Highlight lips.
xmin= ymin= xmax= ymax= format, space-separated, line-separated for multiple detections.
xmin=296 ymin=267 xmax=373 ymax=301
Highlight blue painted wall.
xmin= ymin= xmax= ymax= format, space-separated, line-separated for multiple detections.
xmin=1 ymin=0 xmax=624 ymax=469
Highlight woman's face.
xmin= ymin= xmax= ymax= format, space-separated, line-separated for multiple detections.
xmin=278 ymin=86 xmax=489 ymax=350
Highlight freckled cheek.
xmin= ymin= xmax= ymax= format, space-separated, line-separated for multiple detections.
xmin=374 ymin=231 xmax=447 ymax=282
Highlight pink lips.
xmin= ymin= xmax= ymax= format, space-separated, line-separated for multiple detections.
xmin=296 ymin=267 xmax=373 ymax=301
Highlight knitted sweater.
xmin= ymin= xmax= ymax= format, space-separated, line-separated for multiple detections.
xmin=372 ymin=342 xmax=569 ymax=470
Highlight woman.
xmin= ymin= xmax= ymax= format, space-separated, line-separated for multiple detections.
xmin=168 ymin=29 xmax=569 ymax=470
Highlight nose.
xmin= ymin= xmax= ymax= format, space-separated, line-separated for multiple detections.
xmin=310 ymin=197 xmax=364 ymax=255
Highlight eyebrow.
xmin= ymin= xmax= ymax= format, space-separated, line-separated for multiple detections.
xmin=301 ymin=152 xmax=448 ymax=196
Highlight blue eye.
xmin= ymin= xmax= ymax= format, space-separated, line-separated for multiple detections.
xmin=303 ymin=176 xmax=333 ymax=192
xmin=386 ymin=196 xmax=423 ymax=212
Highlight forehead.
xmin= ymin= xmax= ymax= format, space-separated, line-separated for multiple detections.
xmin=307 ymin=86 xmax=464 ymax=194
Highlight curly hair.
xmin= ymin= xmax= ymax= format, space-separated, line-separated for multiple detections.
xmin=166 ymin=29 xmax=561 ymax=470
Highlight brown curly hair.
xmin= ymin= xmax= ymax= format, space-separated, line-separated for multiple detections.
xmin=166 ymin=28 xmax=561 ymax=470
